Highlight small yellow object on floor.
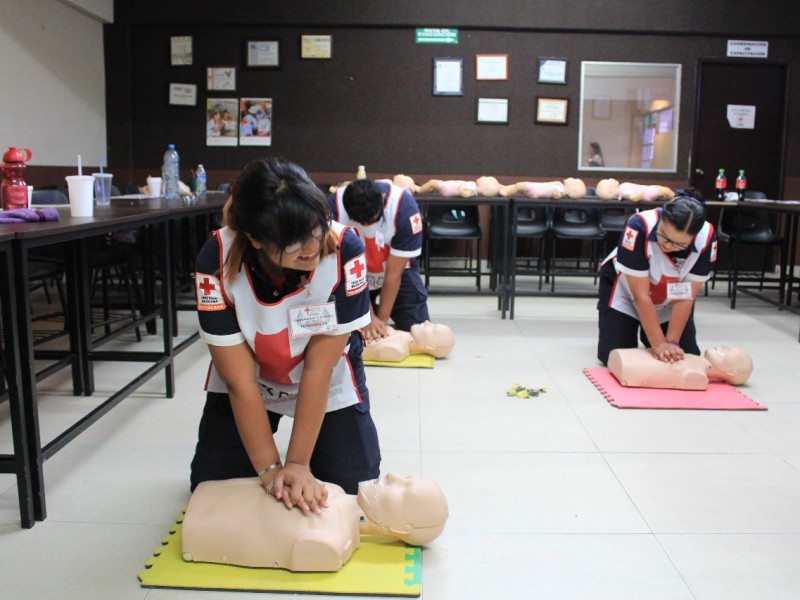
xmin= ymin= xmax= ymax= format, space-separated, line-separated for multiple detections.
xmin=364 ymin=352 xmax=435 ymax=369
xmin=139 ymin=511 xmax=422 ymax=596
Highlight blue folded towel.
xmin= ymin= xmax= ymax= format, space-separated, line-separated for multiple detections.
xmin=0 ymin=207 xmax=61 ymax=223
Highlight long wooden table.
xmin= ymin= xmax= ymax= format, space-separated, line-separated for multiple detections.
xmin=0 ymin=193 xmax=226 ymax=527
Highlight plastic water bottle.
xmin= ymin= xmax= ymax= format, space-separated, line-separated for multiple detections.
xmin=714 ymin=168 xmax=726 ymax=201
xmin=356 ymin=165 xmax=367 ymax=180
xmin=162 ymin=144 xmax=180 ymax=200
xmin=196 ymin=164 xmax=207 ymax=196
xmin=735 ymin=169 xmax=747 ymax=201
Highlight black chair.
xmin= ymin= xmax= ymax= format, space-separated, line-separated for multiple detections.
xmin=30 ymin=188 xmax=69 ymax=206
xmin=548 ymin=206 xmax=606 ymax=292
xmin=600 ymin=205 xmax=636 ymax=254
xmin=713 ymin=191 xmax=786 ymax=308
xmin=514 ymin=205 xmax=551 ymax=290
xmin=423 ymin=205 xmax=482 ymax=290
xmin=28 ymin=189 xmax=142 ymax=341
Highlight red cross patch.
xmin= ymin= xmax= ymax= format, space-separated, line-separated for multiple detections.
xmin=344 ymin=253 xmax=368 ymax=296
xmin=621 ymin=226 xmax=638 ymax=251
xmin=409 ymin=212 xmax=423 ymax=235
xmin=195 ymin=273 xmax=226 ymax=311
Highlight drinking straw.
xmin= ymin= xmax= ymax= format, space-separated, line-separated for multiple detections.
xmin=77 ymin=154 xmax=82 ymax=176
xmin=99 ymin=156 xmax=104 ymax=175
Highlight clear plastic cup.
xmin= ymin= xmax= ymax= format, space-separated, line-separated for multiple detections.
xmin=92 ymin=173 xmax=113 ymax=206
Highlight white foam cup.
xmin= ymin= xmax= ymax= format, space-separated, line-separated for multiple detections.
xmin=65 ymin=175 xmax=94 ymax=217
xmin=146 ymin=176 xmax=162 ymax=197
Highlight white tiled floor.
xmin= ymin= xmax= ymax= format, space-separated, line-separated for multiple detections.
xmin=2 ymin=282 xmax=800 ymax=599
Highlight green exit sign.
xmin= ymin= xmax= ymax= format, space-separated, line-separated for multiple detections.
xmin=415 ymin=28 xmax=458 ymax=44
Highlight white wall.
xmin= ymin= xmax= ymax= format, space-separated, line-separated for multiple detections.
xmin=0 ymin=0 xmax=110 ymax=166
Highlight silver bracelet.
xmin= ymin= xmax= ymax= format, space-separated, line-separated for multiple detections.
xmin=257 ymin=461 xmax=281 ymax=478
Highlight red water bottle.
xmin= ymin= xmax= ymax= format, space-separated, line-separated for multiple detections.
xmin=736 ymin=169 xmax=747 ymax=201
xmin=1 ymin=146 xmax=33 ymax=211
xmin=714 ymin=168 xmax=726 ymax=201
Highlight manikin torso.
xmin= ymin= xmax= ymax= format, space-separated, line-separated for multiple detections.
xmin=362 ymin=321 xmax=455 ymax=362
xmin=181 ymin=473 xmax=449 ymax=572
xmin=607 ymin=346 xmax=752 ymax=391
xmin=182 ymin=479 xmax=359 ymax=571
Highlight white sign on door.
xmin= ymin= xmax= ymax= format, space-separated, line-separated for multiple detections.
xmin=727 ymin=105 xmax=756 ymax=129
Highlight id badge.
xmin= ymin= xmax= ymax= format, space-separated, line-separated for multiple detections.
xmin=667 ymin=281 xmax=692 ymax=300
xmin=288 ymin=301 xmax=338 ymax=338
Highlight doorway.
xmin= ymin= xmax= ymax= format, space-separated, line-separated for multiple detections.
xmin=690 ymin=59 xmax=788 ymax=199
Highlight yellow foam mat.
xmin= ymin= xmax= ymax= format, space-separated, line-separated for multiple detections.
xmin=364 ymin=352 xmax=435 ymax=369
xmin=139 ymin=512 xmax=421 ymax=596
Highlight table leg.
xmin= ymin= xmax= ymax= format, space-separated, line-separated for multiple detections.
xmin=65 ymin=240 xmax=92 ymax=395
xmin=1 ymin=247 xmax=35 ymax=527
xmin=12 ymin=242 xmax=46 ymax=521
xmin=159 ymin=222 xmax=176 ymax=397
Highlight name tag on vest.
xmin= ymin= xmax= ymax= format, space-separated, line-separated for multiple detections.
xmin=667 ymin=282 xmax=692 ymax=300
xmin=288 ymin=301 xmax=338 ymax=338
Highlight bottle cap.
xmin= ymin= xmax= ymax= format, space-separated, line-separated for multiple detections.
xmin=3 ymin=147 xmax=32 ymax=163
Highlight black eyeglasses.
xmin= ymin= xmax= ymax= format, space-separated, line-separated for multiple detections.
xmin=656 ymin=227 xmax=691 ymax=251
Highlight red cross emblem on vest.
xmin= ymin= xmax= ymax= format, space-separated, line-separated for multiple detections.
xmin=199 ymin=276 xmax=216 ymax=295
xmin=349 ymin=257 xmax=365 ymax=279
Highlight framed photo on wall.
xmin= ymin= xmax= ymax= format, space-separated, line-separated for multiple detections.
xmin=245 ymin=40 xmax=281 ymax=68
xmin=432 ymin=57 xmax=464 ymax=96
xmin=476 ymin=98 xmax=509 ymax=124
xmin=239 ymin=98 xmax=273 ymax=146
xmin=536 ymin=97 xmax=569 ymax=125
xmin=205 ymin=98 xmax=238 ymax=146
xmin=207 ymin=67 xmax=237 ymax=91
xmin=475 ymin=54 xmax=509 ymax=80
xmin=168 ymin=83 xmax=197 ymax=106
xmin=537 ymin=57 xmax=567 ymax=84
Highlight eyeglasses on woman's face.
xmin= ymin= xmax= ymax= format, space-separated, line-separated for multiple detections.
xmin=656 ymin=223 xmax=692 ymax=251
xmin=282 ymin=225 xmax=326 ymax=254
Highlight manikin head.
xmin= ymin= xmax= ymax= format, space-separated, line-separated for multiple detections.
xmin=410 ymin=321 xmax=455 ymax=358
xmin=704 ymin=345 xmax=753 ymax=385
xmin=357 ymin=473 xmax=449 ymax=546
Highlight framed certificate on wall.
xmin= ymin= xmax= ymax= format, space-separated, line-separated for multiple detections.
xmin=301 ymin=34 xmax=332 ymax=59
xmin=536 ymin=97 xmax=569 ymax=125
xmin=245 ymin=40 xmax=280 ymax=68
xmin=433 ymin=57 xmax=464 ymax=96
xmin=207 ymin=67 xmax=237 ymax=91
xmin=476 ymin=98 xmax=509 ymax=124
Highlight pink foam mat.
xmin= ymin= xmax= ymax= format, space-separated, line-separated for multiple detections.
xmin=583 ymin=368 xmax=767 ymax=410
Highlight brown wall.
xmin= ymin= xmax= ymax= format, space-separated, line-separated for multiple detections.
xmin=103 ymin=2 xmax=800 ymax=201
